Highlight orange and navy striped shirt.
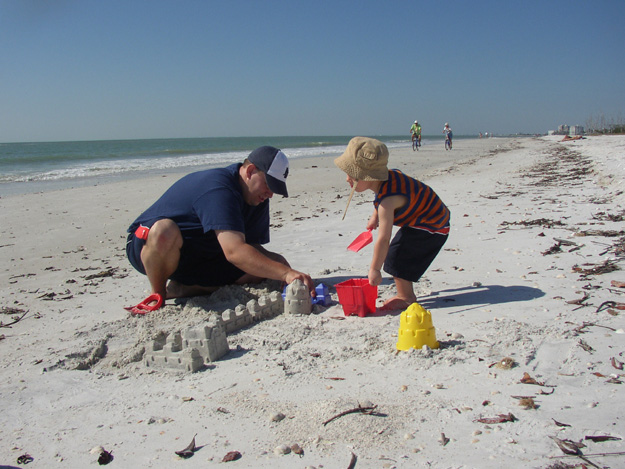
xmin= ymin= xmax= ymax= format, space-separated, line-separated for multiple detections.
xmin=374 ymin=169 xmax=450 ymax=235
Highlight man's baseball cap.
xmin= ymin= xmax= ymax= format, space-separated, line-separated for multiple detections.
xmin=248 ymin=146 xmax=289 ymax=197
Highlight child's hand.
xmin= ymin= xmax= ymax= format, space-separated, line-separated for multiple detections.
xmin=368 ymin=268 xmax=382 ymax=287
xmin=366 ymin=212 xmax=379 ymax=231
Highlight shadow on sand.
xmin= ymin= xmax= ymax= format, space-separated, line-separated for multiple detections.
xmin=419 ymin=284 xmax=545 ymax=314
xmin=317 ymin=276 xmax=544 ymax=316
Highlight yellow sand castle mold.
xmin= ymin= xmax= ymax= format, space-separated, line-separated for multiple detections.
xmin=396 ymin=302 xmax=440 ymax=350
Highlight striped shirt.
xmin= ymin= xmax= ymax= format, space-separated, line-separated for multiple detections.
xmin=374 ymin=169 xmax=450 ymax=235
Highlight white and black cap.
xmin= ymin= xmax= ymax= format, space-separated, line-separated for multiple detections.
xmin=248 ymin=146 xmax=289 ymax=197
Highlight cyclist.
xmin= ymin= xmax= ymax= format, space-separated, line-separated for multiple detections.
xmin=410 ymin=120 xmax=422 ymax=151
xmin=443 ymin=123 xmax=453 ymax=150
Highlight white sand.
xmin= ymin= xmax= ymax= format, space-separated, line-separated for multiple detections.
xmin=1 ymin=135 xmax=624 ymax=468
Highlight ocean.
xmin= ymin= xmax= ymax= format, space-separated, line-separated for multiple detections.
xmin=0 ymin=135 xmax=463 ymax=196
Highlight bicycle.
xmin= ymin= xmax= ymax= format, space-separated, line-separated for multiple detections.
xmin=411 ymin=134 xmax=419 ymax=151
xmin=443 ymin=123 xmax=453 ymax=150
xmin=445 ymin=136 xmax=451 ymax=150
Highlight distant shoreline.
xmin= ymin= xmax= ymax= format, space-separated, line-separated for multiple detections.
xmin=0 ymin=135 xmax=486 ymax=197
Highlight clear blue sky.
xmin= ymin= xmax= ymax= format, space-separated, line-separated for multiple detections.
xmin=1 ymin=0 xmax=623 ymax=142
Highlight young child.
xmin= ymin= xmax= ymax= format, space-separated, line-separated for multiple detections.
xmin=334 ymin=136 xmax=450 ymax=310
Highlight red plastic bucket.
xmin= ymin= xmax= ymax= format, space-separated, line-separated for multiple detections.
xmin=335 ymin=279 xmax=378 ymax=317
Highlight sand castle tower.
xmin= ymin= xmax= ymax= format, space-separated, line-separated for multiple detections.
xmin=396 ymin=302 xmax=439 ymax=350
xmin=284 ymin=279 xmax=312 ymax=315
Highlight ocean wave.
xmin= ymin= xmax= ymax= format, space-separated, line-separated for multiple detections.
xmin=0 ymin=137 xmax=413 ymax=184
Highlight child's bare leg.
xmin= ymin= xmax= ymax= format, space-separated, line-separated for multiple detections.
xmin=381 ymin=277 xmax=417 ymax=310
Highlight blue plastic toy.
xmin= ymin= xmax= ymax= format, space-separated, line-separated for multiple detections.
xmin=283 ymin=282 xmax=329 ymax=306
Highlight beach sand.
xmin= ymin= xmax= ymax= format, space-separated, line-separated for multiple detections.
xmin=1 ymin=135 xmax=624 ymax=468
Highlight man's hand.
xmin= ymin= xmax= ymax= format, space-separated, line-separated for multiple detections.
xmin=284 ymin=269 xmax=315 ymax=296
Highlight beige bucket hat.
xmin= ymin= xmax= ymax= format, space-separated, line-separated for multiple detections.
xmin=334 ymin=137 xmax=389 ymax=219
xmin=334 ymin=136 xmax=389 ymax=181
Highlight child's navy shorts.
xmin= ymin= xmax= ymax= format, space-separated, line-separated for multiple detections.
xmin=383 ymin=226 xmax=448 ymax=282
xmin=126 ymin=231 xmax=245 ymax=287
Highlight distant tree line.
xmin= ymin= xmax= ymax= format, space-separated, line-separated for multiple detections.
xmin=586 ymin=113 xmax=625 ymax=134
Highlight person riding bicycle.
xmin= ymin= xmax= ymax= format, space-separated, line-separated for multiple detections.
xmin=443 ymin=123 xmax=453 ymax=150
xmin=410 ymin=120 xmax=422 ymax=150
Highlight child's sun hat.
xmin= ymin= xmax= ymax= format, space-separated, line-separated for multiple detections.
xmin=334 ymin=136 xmax=389 ymax=181
xmin=334 ymin=137 xmax=389 ymax=219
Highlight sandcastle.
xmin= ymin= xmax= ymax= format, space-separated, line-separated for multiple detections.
xmin=283 ymin=279 xmax=312 ymax=315
xmin=144 ymin=291 xmax=284 ymax=372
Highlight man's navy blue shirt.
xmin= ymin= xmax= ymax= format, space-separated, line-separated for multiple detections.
xmin=128 ymin=163 xmax=270 ymax=246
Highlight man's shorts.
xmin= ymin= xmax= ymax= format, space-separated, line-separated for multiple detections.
xmin=383 ymin=226 xmax=448 ymax=282
xmin=126 ymin=230 xmax=245 ymax=287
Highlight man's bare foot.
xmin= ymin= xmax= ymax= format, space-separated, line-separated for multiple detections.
xmin=380 ymin=296 xmax=415 ymax=311
xmin=166 ymin=280 xmax=218 ymax=299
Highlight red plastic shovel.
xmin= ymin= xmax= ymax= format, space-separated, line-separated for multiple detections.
xmin=347 ymin=229 xmax=373 ymax=252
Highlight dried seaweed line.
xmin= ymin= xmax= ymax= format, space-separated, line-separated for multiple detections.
xmin=549 ymin=450 xmax=625 ymax=459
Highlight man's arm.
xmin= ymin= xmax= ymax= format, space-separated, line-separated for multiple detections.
xmin=215 ymin=229 xmax=314 ymax=291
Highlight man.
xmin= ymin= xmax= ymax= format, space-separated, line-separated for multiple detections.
xmin=125 ymin=146 xmax=314 ymax=314
xmin=443 ymin=122 xmax=453 ymax=150
xmin=410 ymin=120 xmax=421 ymax=150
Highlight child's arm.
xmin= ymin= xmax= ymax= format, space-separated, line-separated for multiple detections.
xmin=366 ymin=209 xmax=379 ymax=231
xmin=368 ymin=196 xmax=402 ymax=286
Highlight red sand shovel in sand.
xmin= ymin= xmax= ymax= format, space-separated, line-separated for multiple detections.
xmin=347 ymin=229 xmax=373 ymax=252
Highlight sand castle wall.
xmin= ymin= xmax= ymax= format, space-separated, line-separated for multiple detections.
xmin=143 ymin=291 xmax=284 ymax=372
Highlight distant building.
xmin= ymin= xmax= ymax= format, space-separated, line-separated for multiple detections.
xmin=557 ymin=124 xmax=570 ymax=135
xmin=551 ymin=124 xmax=584 ymax=136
